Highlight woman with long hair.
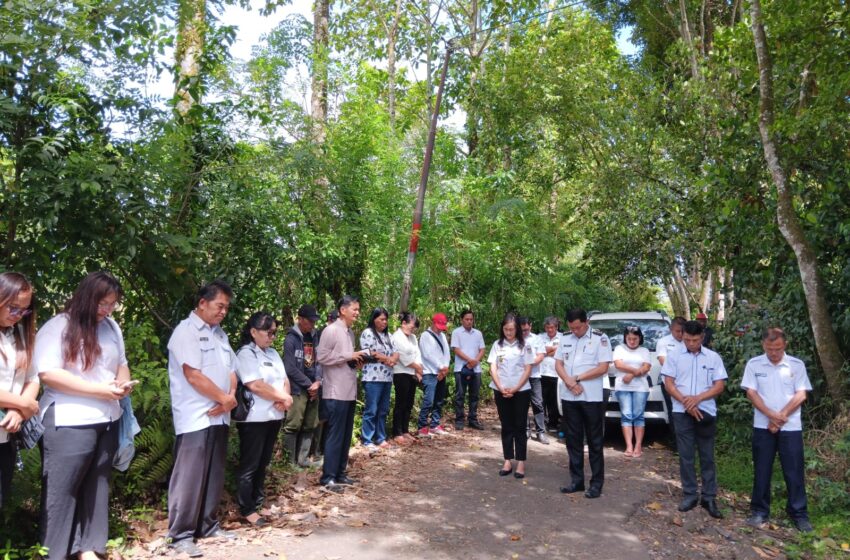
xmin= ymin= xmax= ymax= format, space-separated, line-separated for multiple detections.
xmin=235 ymin=312 xmax=292 ymax=526
xmin=34 ymin=271 xmax=134 ymax=560
xmin=612 ymin=326 xmax=651 ymax=458
xmin=488 ymin=314 xmax=534 ymax=479
xmin=390 ymin=312 xmax=423 ymax=444
xmin=0 ymin=272 xmax=40 ymax=508
xmin=359 ymin=307 xmax=398 ymax=452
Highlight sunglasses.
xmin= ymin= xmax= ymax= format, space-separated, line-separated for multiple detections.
xmin=6 ymin=305 xmax=32 ymax=318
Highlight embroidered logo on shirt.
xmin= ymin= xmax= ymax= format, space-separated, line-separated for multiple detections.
xmin=200 ymin=337 xmax=209 ymax=342
xmin=263 ymin=361 xmax=273 ymax=367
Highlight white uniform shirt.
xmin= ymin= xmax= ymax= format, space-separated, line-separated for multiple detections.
xmin=656 ymin=334 xmax=683 ymax=364
xmin=1 ymin=328 xmax=38 ymax=443
xmin=554 ymin=329 xmax=613 ymax=402
xmin=450 ymin=327 xmax=486 ymax=373
xmin=660 ymin=345 xmax=728 ymax=416
xmin=538 ymin=332 xmax=562 ymax=378
xmin=612 ymin=345 xmax=651 ymax=392
xmin=741 ymin=353 xmax=811 ymax=432
xmin=524 ymin=333 xmax=545 ymax=379
xmin=392 ymin=330 xmax=421 ymax=376
xmin=236 ymin=343 xmax=288 ymax=423
xmin=168 ymin=311 xmax=236 ymax=435
xmin=419 ymin=329 xmax=450 ymax=375
xmin=487 ymin=339 xmax=533 ymax=392
xmin=34 ymin=314 xmax=127 ymax=427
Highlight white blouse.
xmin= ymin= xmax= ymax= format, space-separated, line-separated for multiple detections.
xmin=1 ymin=327 xmax=38 ymax=443
xmin=34 ymin=314 xmax=127 ymax=426
xmin=612 ymin=345 xmax=651 ymax=392
xmin=391 ymin=330 xmax=421 ymax=376
xmin=236 ymin=343 xmax=289 ymax=423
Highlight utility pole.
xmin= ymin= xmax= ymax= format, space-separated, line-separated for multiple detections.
xmin=399 ymin=42 xmax=453 ymax=311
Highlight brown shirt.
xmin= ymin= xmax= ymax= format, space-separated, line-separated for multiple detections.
xmin=316 ymin=318 xmax=357 ymax=401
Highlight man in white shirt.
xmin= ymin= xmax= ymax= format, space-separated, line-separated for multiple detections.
xmin=657 ymin=316 xmax=685 ymax=447
xmin=661 ymin=320 xmax=727 ymax=519
xmin=555 ymin=309 xmax=612 ymax=499
xmin=538 ymin=317 xmax=562 ymax=434
xmin=166 ymin=281 xmax=238 ymax=557
xmin=418 ymin=313 xmax=451 ymax=436
xmin=741 ymin=327 xmax=813 ymax=532
xmin=518 ymin=317 xmax=547 ymax=444
xmin=451 ymin=310 xmax=486 ymax=430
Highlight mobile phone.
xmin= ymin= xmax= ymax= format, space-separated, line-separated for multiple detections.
xmin=122 ymin=380 xmax=141 ymax=388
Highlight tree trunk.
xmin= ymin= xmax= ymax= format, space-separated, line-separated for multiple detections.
xmin=387 ymin=31 xmax=397 ymax=132
xmin=674 ymin=267 xmax=692 ymax=319
xmin=175 ymin=0 xmax=206 ymax=121
xmin=750 ymin=0 xmax=846 ymax=404
xmin=677 ymin=0 xmax=701 ymax=80
xmin=698 ymin=268 xmax=713 ymax=314
xmin=311 ymin=0 xmax=330 ymax=144
xmin=715 ymin=267 xmax=726 ymax=322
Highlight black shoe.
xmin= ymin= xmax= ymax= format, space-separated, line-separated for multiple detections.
xmin=584 ymin=487 xmax=601 ymax=499
xmin=678 ymin=496 xmax=699 ymax=512
xmin=514 ymin=471 xmax=525 ymax=479
xmin=337 ymin=475 xmax=358 ymax=485
xmin=454 ymin=423 xmax=465 ymax=431
xmin=320 ymin=480 xmax=344 ymax=493
xmin=700 ymin=498 xmax=723 ymax=519
xmin=204 ymin=528 xmax=237 ymax=540
xmin=745 ymin=514 xmax=768 ymax=528
xmin=168 ymin=539 xmax=203 ymax=557
xmin=559 ymin=483 xmax=585 ymax=494
xmin=499 ymin=468 xmax=513 ymax=476
xmin=793 ymin=518 xmax=814 ymax=533
xmin=468 ymin=422 xmax=485 ymax=430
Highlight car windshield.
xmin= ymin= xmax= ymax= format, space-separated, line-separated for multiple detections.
xmin=588 ymin=319 xmax=670 ymax=352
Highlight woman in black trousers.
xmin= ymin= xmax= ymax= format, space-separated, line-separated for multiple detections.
xmin=235 ymin=312 xmax=293 ymax=526
xmin=488 ymin=314 xmax=534 ymax=478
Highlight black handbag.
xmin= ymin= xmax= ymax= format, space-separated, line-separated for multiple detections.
xmin=231 ymin=380 xmax=254 ymax=422
xmin=15 ymin=414 xmax=46 ymax=450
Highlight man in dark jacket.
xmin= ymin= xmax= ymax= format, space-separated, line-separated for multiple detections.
xmin=282 ymin=304 xmax=322 ymax=467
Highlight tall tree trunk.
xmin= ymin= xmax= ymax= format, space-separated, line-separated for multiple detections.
xmin=749 ymin=0 xmax=846 ymax=404
xmin=311 ymin=0 xmax=330 ymax=144
xmin=715 ymin=267 xmax=726 ymax=322
xmin=698 ymin=268 xmax=713 ymax=313
xmin=677 ymin=0 xmax=701 ymax=79
xmin=175 ymin=0 xmax=206 ymax=121
xmin=674 ymin=267 xmax=692 ymax=319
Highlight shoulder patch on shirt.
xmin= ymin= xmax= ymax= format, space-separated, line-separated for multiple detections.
xmin=592 ymin=329 xmax=604 ymax=336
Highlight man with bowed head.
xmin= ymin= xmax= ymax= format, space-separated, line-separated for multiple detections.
xmin=451 ymin=310 xmax=486 ymax=431
xmin=316 ymin=295 xmax=370 ymax=492
xmin=741 ymin=327 xmax=813 ymax=533
xmin=662 ymin=320 xmax=727 ymax=519
xmin=167 ymin=280 xmax=239 ymax=557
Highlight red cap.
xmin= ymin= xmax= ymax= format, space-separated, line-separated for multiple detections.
xmin=696 ymin=313 xmax=708 ymax=320
xmin=432 ymin=313 xmax=448 ymax=330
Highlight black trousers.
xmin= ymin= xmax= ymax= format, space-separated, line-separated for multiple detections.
xmin=392 ymin=374 xmax=417 ymax=436
xmin=495 ymin=390 xmax=532 ymax=461
xmin=320 ymin=399 xmax=355 ymax=485
xmin=562 ymin=400 xmax=605 ymax=491
xmin=541 ymin=376 xmax=561 ymax=431
xmin=236 ymin=420 xmax=282 ymax=516
xmin=167 ymin=425 xmax=229 ymax=543
xmin=454 ymin=369 xmax=481 ymax=424
xmin=40 ymin=405 xmax=119 ymax=559
xmin=0 ymin=440 xmax=15 ymax=509
xmin=528 ymin=378 xmax=546 ymax=434
xmin=672 ymin=412 xmax=717 ymax=499
xmin=751 ymin=428 xmax=808 ymax=520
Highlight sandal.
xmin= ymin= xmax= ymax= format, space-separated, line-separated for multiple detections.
xmin=633 ymin=449 xmax=642 ymax=458
xmin=623 ymin=450 xmax=634 ymax=458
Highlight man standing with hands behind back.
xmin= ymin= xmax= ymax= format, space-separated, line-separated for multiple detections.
xmin=316 ymin=296 xmax=369 ymax=492
xmin=167 ymin=280 xmax=239 ymax=557
xmin=451 ymin=310 xmax=486 ymax=431
xmin=662 ymin=320 xmax=727 ymax=519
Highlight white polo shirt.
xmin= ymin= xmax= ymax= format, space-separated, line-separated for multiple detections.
xmin=656 ymin=334 xmax=683 ymax=364
xmin=538 ymin=332 xmax=562 ymax=378
xmin=487 ymin=339 xmax=533 ymax=392
xmin=168 ymin=311 xmax=236 ymax=435
xmin=35 ymin=314 xmax=127 ymax=427
xmin=236 ymin=343 xmax=288 ymax=423
xmin=741 ymin=353 xmax=811 ymax=432
xmin=612 ymin=345 xmax=651 ymax=392
xmin=1 ymin=328 xmax=38 ymax=443
xmin=524 ymin=332 xmax=545 ymax=379
xmin=451 ymin=326 xmax=486 ymax=373
xmin=660 ymin=345 xmax=728 ymax=416
xmin=554 ymin=329 xmax=613 ymax=403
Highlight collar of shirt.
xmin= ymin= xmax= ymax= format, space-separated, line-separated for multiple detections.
xmin=189 ymin=311 xmax=213 ymax=331
xmin=756 ymin=353 xmax=789 ymax=368
xmin=679 ymin=345 xmax=705 ymax=357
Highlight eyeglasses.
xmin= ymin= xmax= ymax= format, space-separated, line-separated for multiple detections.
xmin=98 ymin=301 xmax=119 ymax=312
xmin=265 ymin=329 xmax=278 ymax=337
xmin=6 ymin=305 xmax=32 ymax=318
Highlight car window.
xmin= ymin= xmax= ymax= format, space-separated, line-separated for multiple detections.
xmin=587 ymin=319 xmax=670 ymax=352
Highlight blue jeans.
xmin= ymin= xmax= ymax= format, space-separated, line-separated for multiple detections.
xmin=361 ymin=381 xmax=392 ymax=444
xmin=418 ymin=374 xmax=447 ymax=429
xmin=615 ymin=391 xmax=649 ymax=427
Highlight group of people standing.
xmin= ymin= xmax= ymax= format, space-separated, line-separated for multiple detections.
xmin=0 ymin=271 xmax=816 ymax=560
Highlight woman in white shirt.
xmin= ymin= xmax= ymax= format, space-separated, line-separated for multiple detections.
xmin=612 ymin=326 xmax=651 ymax=458
xmin=235 ymin=312 xmax=293 ymax=527
xmin=390 ymin=312 xmax=423 ymax=444
xmin=488 ymin=314 xmax=534 ymax=479
xmin=0 ymin=272 xmax=40 ymax=508
xmin=35 ymin=272 xmax=134 ymax=560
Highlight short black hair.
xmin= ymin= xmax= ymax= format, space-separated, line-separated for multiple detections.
xmin=565 ymin=308 xmax=587 ymax=323
xmin=683 ymin=320 xmax=704 ymax=336
xmin=762 ymin=327 xmax=787 ymax=342
xmin=197 ymin=279 xmax=233 ymax=305
xmin=459 ymin=309 xmax=474 ymax=320
xmin=671 ymin=316 xmax=687 ymax=328
xmin=337 ymin=295 xmax=359 ymax=310
xmin=517 ymin=315 xmax=530 ymax=326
